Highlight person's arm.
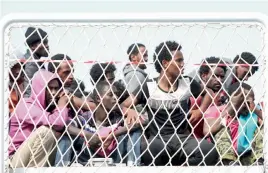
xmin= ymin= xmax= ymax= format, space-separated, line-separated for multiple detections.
xmin=249 ymin=102 xmax=263 ymax=120
xmin=120 ymin=94 xmax=139 ymax=111
xmin=189 ymin=78 xmax=213 ymax=123
xmin=203 ymin=107 xmax=229 ymax=136
xmin=67 ymin=125 xmax=103 ymax=148
xmin=17 ymin=96 xmax=70 ymax=131
xmin=72 ymin=96 xmax=96 ymax=111
xmin=119 ymin=95 xmax=140 ymax=125
xmin=203 ymin=117 xmax=224 ymax=137
xmin=112 ymin=123 xmax=141 ymax=137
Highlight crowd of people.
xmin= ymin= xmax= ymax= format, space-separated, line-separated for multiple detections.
xmin=8 ymin=27 xmax=264 ymax=168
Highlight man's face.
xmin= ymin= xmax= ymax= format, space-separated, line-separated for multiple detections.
xmin=164 ymin=50 xmax=184 ymax=80
xmin=201 ymin=66 xmax=225 ymax=92
xmin=10 ymin=63 xmax=24 ymax=85
xmin=45 ymin=79 xmax=62 ymax=111
xmin=131 ymin=46 xmax=148 ymax=69
xmin=105 ymin=72 xmax=115 ymax=84
xmin=31 ymin=38 xmax=49 ymax=57
xmin=57 ymin=61 xmax=74 ymax=87
xmin=100 ymin=85 xmax=118 ymax=112
xmin=236 ymin=65 xmax=252 ymax=81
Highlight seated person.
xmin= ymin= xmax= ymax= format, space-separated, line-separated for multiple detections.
xmin=90 ymin=63 xmax=145 ymax=166
xmin=203 ymin=82 xmax=263 ymax=165
xmin=9 ymin=70 xmax=70 ymax=168
xmin=122 ymin=41 xmax=218 ymax=166
xmin=188 ymin=52 xmax=259 ymax=92
xmin=69 ymin=81 xmax=142 ymax=166
xmin=112 ymin=80 xmax=147 ymax=166
xmin=190 ymin=57 xmax=227 ymax=139
xmin=48 ymin=54 xmax=96 ymax=112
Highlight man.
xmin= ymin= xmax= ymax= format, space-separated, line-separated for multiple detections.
xmin=122 ymin=41 xmax=218 ymax=166
xmin=123 ymin=43 xmax=148 ymax=93
xmin=198 ymin=57 xmax=227 ymax=93
xmin=23 ymin=27 xmax=50 ymax=97
xmin=188 ymin=52 xmax=259 ymax=91
xmin=121 ymin=43 xmax=149 ymax=165
xmin=47 ymin=54 xmax=74 ymax=88
xmin=47 ymin=54 xmax=95 ymax=111
xmin=203 ymin=82 xmax=263 ymax=165
xmin=9 ymin=70 xmax=69 ymax=167
xmin=191 ymin=57 xmax=227 ymax=138
xmin=47 ymin=54 xmax=95 ymax=166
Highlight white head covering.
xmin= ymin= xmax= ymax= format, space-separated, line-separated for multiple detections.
xmin=9 ymin=50 xmax=25 ymax=69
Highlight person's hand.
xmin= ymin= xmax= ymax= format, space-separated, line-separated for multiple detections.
xmin=248 ymin=100 xmax=256 ymax=112
xmin=100 ymin=134 xmax=114 ymax=150
xmin=189 ymin=109 xmax=202 ymax=124
xmin=126 ymin=108 xmax=139 ymax=125
xmin=86 ymin=132 xmax=115 ymax=150
xmin=227 ymin=89 xmax=245 ymax=116
xmin=58 ymin=95 xmax=69 ymax=107
xmin=85 ymin=133 xmax=101 ymax=148
xmin=230 ymin=90 xmax=245 ymax=110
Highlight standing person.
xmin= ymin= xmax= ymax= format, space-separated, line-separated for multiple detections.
xmin=23 ymin=27 xmax=50 ymax=98
xmin=123 ymin=43 xmax=148 ymax=92
xmin=122 ymin=41 xmax=218 ymax=166
xmin=120 ymin=43 xmax=149 ymax=166
xmin=9 ymin=70 xmax=69 ymax=168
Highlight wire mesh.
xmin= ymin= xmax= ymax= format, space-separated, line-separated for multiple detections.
xmin=2 ymin=15 xmax=268 ymax=173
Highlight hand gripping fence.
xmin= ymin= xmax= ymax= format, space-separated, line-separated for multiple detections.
xmin=1 ymin=13 xmax=268 ymax=173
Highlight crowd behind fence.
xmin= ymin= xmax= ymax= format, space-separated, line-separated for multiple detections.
xmin=7 ymin=27 xmax=264 ymax=168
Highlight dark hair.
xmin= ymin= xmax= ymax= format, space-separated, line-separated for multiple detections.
xmin=89 ymin=63 xmax=116 ymax=84
xmin=92 ymin=81 xmax=111 ymax=103
xmin=25 ymin=27 xmax=48 ymax=46
xmin=67 ymin=79 xmax=87 ymax=98
xmin=47 ymin=54 xmax=72 ymax=73
xmin=153 ymin=41 xmax=182 ymax=73
xmin=233 ymin=52 xmax=259 ymax=74
xmin=228 ymin=82 xmax=252 ymax=96
xmin=199 ymin=57 xmax=227 ymax=76
xmin=113 ymin=80 xmax=129 ymax=104
xmin=127 ymin=43 xmax=146 ymax=61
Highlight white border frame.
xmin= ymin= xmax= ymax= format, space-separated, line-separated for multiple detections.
xmin=1 ymin=13 xmax=268 ymax=173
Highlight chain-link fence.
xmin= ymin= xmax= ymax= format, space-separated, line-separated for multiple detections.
xmin=2 ymin=13 xmax=268 ymax=173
